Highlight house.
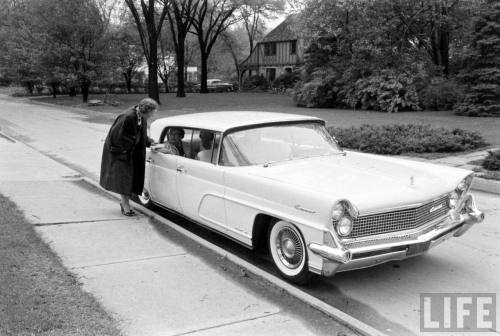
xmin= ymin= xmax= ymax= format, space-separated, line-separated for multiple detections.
xmin=240 ymin=15 xmax=304 ymax=83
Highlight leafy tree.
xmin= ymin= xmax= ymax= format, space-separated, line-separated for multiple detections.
xmin=455 ymin=0 xmax=500 ymax=116
xmin=125 ymin=0 xmax=169 ymax=103
xmin=0 ymin=0 xmax=45 ymax=89
xmin=38 ymin=0 xmax=106 ymax=102
xmin=298 ymin=0 xmax=481 ymax=77
xmin=192 ymin=0 xmax=239 ymax=93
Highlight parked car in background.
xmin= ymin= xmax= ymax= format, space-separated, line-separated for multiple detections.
xmin=193 ymin=79 xmax=234 ymax=93
xmin=139 ymin=112 xmax=484 ymax=284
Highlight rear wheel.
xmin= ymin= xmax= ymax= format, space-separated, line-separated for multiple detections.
xmin=137 ymin=188 xmax=154 ymax=209
xmin=268 ymin=220 xmax=312 ymax=285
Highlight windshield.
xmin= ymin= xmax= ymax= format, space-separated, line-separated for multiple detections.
xmin=219 ymin=122 xmax=342 ymax=166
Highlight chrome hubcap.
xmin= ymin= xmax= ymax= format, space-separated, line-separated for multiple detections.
xmin=275 ymin=227 xmax=303 ymax=269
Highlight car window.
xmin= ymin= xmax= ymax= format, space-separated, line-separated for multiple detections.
xmin=219 ymin=122 xmax=342 ymax=166
xmin=157 ymin=127 xmax=192 ymax=157
xmin=159 ymin=127 xmax=220 ymax=163
xmin=191 ymin=130 xmax=220 ymax=164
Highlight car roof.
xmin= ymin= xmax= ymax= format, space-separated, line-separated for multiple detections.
xmin=150 ymin=111 xmax=323 ymax=133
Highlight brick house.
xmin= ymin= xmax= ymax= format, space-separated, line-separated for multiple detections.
xmin=240 ymin=15 xmax=304 ymax=83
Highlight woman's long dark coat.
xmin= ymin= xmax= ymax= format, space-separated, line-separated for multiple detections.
xmin=100 ymin=106 xmax=151 ymax=196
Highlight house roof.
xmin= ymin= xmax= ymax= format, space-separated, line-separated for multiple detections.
xmin=150 ymin=111 xmax=322 ymax=134
xmin=262 ymin=15 xmax=300 ymax=43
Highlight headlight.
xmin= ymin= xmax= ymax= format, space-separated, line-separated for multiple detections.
xmin=331 ymin=200 xmax=358 ymax=237
xmin=331 ymin=203 xmax=344 ymax=221
xmin=337 ymin=217 xmax=353 ymax=236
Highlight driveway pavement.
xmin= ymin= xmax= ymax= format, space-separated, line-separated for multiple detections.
xmin=0 ymin=95 xmax=353 ymax=335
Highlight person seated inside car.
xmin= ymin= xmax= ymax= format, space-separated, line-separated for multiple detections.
xmin=196 ymin=131 xmax=215 ymax=162
xmin=156 ymin=127 xmax=186 ymax=156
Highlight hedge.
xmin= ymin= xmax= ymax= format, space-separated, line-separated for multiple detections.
xmin=328 ymin=124 xmax=487 ymax=155
xmin=482 ymin=150 xmax=500 ymax=171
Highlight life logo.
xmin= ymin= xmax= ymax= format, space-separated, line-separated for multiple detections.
xmin=420 ymin=293 xmax=497 ymax=332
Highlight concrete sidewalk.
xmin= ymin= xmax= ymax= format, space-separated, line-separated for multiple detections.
xmin=0 ymin=103 xmax=353 ymax=335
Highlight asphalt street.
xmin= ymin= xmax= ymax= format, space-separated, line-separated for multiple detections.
xmin=1 ymin=95 xmax=499 ymax=336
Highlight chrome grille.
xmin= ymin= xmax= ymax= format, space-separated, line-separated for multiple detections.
xmin=347 ymin=195 xmax=449 ymax=238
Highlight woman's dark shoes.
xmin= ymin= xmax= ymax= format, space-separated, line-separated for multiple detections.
xmin=120 ymin=203 xmax=137 ymax=217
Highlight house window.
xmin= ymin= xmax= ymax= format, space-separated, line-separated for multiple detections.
xmin=264 ymin=43 xmax=277 ymax=56
xmin=290 ymin=40 xmax=297 ymax=55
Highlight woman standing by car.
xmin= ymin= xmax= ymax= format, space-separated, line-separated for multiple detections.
xmin=100 ymin=98 xmax=157 ymax=216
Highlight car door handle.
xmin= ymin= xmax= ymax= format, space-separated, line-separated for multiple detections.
xmin=146 ymin=158 xmax=152 ymax=163
xmin=176 ymin=165 xmax=186 ymax=173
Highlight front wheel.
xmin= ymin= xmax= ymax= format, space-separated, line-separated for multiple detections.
xmin=268 ymin=220 xmax=312 ymax=285
xmin=137 ymin=188 xmax=154 ymax=209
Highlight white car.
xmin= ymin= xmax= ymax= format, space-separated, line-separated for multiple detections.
xmin=139 ymin=111 xmax=484 ymax=284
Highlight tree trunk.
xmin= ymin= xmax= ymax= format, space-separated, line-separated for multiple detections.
xmin=51 ymin=84 xmax=57 ymax=98
xmin=81 ymin=83 xmax=89 ymax=103
xmin=200 ymin=50 xmax=208 ymax=94
xmin=148 ymin=35 xmax=160 ymax=103
xmin=123 ymin=70 xmax=132 ymax=93
xmin=176 ymin=38 xmax=186 ymax=98
xmin=163 ymin=79 xmax=169 ymax=93
xmin=430 ymin=27 xmax=450 ymax=76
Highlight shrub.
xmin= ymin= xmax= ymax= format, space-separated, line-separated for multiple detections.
xmin=19 ymin=77 xmax=41 ymax=95
xmin=482 ymin=150 xmax=500 ymax=171
xmin=344 ymin=71 xmax=421 ymax=113
xmin=293 ymin=74 xmax=343 ymax=108
xmin=242 ymin=75 xmax=269 ymax=91
xmin=328 ymin=124 xmax=487 ymax=155
xmin=0 ymin=76 xmax=13 ymax=86
xmin=420 ymin=79 xmax=464 ymax=110
xmin=293 ymin=80 xmax=333 ymax=107
xmin=272 ymin=71 xmax=300 ymax=89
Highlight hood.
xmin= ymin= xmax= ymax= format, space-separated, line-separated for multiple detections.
xmin=243 ymin=152 xmax=470 ymax=214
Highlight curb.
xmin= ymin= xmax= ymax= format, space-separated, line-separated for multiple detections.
xmin=472 ymin=177 xmax=500 ymax=195
xmin=81 ymin=177 xmax=387 ymax=336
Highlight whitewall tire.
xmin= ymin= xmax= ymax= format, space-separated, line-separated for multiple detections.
xmin=268 ymin=220 xmax=312 ymax=285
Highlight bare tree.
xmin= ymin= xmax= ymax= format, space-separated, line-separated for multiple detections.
xmin=238 ymin=0 xmax=285 ymax=52
xmin=165 ymin=0 xmax=201 ymax=97
xmin=192 ymin=0 xmax=239 ymax=93
xmin=221 ymin=28 xmax=248 ymax=88
xmin=124 ymin=0 xmax=168 ymax=103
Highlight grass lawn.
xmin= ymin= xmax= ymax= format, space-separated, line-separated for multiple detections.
xmin=0 ymin=194 xmax=121 ymax=336
xmin=33 ymin=92 xmax=500 ymax=147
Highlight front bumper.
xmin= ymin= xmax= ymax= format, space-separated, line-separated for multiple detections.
xmin=309 ymin=194 xmax=484 ymax=277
